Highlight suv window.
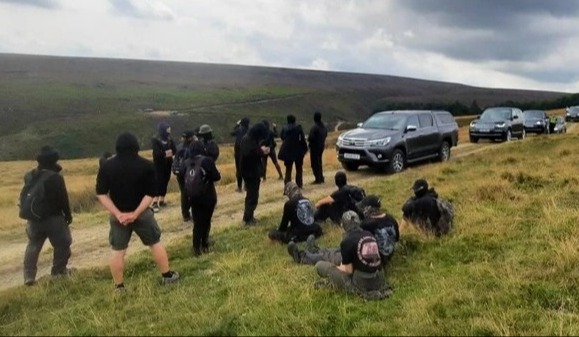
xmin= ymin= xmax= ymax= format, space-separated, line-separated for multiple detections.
xmin=406 ymin=115 xmax=419 ymax=128
xmin=418 ymin=114 xmax=434 ymax=128
xmin=435 ymin=112 xmax=454 ymax=124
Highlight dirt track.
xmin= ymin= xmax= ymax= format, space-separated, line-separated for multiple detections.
xmin=1 ymin=126 xmax=573 ymax=292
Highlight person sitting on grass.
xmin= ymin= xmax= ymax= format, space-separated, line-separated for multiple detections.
xmin=313 ymin=211 xmax=392 ymax=301
xmin=268 ymin=182 xmax=322 ymax=244
xmin=402 ymin=178 xmax=454 ymax=237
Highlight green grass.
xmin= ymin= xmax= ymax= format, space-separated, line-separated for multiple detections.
xmin=2 ymin=132 xmax=579 ymax=335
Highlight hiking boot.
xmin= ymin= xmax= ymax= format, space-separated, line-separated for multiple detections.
xmin=244 ymin=218 xmax=258 ymax=226
xmin=52 ymin=267 xmax=77 ymax=278
xmin=287 ymin=241 xmax=302 ymax=264
xmin=24 ymin=278 xmax=35 ymax=286
xmin=114 ymin=286 xmax=127 ymax=295
xmin=161 ymin=271 xmax=180 ymax=285
xmin=306 ymin=234 xmax=320 ymax=253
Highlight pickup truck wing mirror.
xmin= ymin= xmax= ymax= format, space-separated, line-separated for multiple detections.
xmin=512 ymin=115 xmax=519 ymax=120
xmin=405 ymin=125 xmax=417 ymax=132
xmin=357 ymin=122 xmax=363 ymax=128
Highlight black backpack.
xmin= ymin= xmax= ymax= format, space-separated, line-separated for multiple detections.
xmin=18 ymin=169 xmax=56 ymax=221
xmin=344 ymin=185 xmax=366 ymax=212
xmin=184 ymin=156 xmax=208 ymax=199
xmin=171 ymin=148 xmax=186 ymax=176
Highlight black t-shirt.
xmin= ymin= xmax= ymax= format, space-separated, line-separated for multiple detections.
xmin=340 ymin=230 xmax=382 ymax=273
xmin=278 ymin=196 xmax=315 ymax=233
xmin=96 ymin=154 xmax=157 ymax=212
xmin=330 ymin=187 xmax=351 ymax=213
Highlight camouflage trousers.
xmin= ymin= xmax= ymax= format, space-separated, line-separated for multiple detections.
xmin=314 ymin=261 xmax=391 ymax=301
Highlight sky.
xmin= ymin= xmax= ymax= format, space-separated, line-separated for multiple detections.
xmin=1 ymin=0 xmax=579 ymax=93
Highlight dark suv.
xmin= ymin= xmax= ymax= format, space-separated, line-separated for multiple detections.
xmin=469 ymin=107 xmax=525 ymax=142
xmin=522 ymin=109 xmax=549 ymax=135
xmin=336 ymin=110 xmax=458 ymax=173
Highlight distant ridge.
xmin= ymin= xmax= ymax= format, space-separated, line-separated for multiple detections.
xmin=0 ymin=53 xmax=567 ymax=161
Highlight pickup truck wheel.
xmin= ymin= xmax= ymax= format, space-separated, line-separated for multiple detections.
xmin=469 ymin=136 xmax=478 ymax=143
xmin=341 ymin=162 xmax=359 ymax=171
xmin=438 ymin=141 xmax=451 ymax=162
xmin=388 ymin=149 xmax=405 ymax=173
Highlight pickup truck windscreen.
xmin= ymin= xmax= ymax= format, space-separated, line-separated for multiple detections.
xmin=363 ymin=114 xmax=407 ymax=130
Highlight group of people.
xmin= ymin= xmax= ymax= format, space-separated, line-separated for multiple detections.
xmin=18 ymin=110 xmax=453 ymax=299
xmin=230 ymin=112 xmax=328 ymax=226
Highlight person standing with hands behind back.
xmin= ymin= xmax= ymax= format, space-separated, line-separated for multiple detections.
xmin=151 ymin=122 xmax=176 ymax=213
xmin=96 ymin=132 xmax=180 ymax=292
xmin=278 ymin=114 xmax=308 ymax=188
xmin=308 ymin=111 xmax=328 ymax=184
xmin=231 ymin=118 xmax=250 ymax=193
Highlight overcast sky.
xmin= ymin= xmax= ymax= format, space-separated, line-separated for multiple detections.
xmin=2 ymin=0 xmax=579 ymax=93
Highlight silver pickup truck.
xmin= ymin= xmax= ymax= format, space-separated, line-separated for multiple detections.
xmin=336 ymin=110 xmax=459 ymax=173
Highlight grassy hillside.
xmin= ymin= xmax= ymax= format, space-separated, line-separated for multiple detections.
xmin=1 ymin=121 xmax=579 ymax=335
xmin=0 ymin=53 xmax=568 ymax=161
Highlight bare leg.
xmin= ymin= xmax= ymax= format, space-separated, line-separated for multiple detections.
xmin=110 ymin=249 xmax=126 ymax=285
xmin=149 ymin=242 xmax=170 ymax=273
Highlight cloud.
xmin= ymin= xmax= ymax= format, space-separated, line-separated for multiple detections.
xmin=0 ymin=0 xmax=59 ymax=9
xmin=108 ymin=0 xmax=175 ymax=21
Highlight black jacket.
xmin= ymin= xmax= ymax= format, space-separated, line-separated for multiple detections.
xmin=278 ymin=123 xmax=308 ymax=162
xmin=240 ymin=123 xmax=268 ymax=180
xmin=402 ymin=188 xmax=440 ymax=228
xmin=308 ymin=122 xmax=328 ymax=153
xmin=29 ymin=163 xmax=72 ymax=222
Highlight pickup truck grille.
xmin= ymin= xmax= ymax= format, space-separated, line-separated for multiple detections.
xmin=342 ymin=138 xmax=366 ymax=147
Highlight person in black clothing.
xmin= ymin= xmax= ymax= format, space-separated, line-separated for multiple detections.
xmin=197 ymin=124 xmax=220 ymax=162
xmin=240 ymin=122 xmax=270 ymax=226
xmin=314 ymin=171 xmax=364 ymax=224
xmin=175 ymin=130 xmax=196 ymax=222
xmin=314 ymin=211 xmax=389 ymax=300
xmin=308 ymin=111 xmax=328 ymax=184
xmin=356 ymin=195 xmax=399 ymax=264
xmin=268 ymin=182 xmax=322 ymax=244
xmin=278 ymin=114 xmax=308 ymax=188
xmin=186 ymin=140 xmax=221 ymax=256
xmin=151 ymin=121 xmax=176 ymax=212
xmin=231 ymin=118 xmax=250 ymax=192
xmin=402 ymin=179 xmax=441 ymax=234
xmin=288 ymin=195 xmax=398 ymax=267
xmin=96 ymin=132 xmax=179 ymax=291
xmin=260 ymin=119 xmax=283 ymax=181
xmin=22 ymin=146 xmax=74 ymax=286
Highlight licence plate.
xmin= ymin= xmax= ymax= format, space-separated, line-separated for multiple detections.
xmin=479 ymin=128 xmax=490 ymax=133
xmin=344 ymin=153 xmax=360 ymax=160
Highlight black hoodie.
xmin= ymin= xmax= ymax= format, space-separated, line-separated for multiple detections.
xmin=96 ymin=132 xmax=157 ymax=212
xmin=239 ymin=122 xmax=268 ymax=180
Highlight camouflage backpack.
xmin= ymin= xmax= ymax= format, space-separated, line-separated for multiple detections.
xmin=435 ymin=198 xmax=454 ymax=236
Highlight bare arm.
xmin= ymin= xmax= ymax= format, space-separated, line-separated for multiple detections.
xmin=337 ymin=263 xmax=353 ymax=274
xmin=315 ymin=196 xmax=334 ymax=208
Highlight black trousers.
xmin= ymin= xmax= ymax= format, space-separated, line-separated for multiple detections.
xmin=283 ymin=158 xmax=304 ymax=188
xmin=234 ymin=150 xmax=243 ymax=190
xmin=310 ymin=149 xmax=325 ymax=182
xmin=262 ymin=148 xmax=283 ymax=179
xmin=314 ymin=203 xmax=343 ymax=224
xmin=243 ymin=177 xmax=261 ymax=222
xmin=190 ymin=198 xmax=216 ymax=253
xmin=268 ymin=225 xmax=323 ymax=244
xmin=176 ymin=175 xmax=191 ymax=219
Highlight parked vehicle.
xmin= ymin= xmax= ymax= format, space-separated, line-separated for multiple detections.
xmin=469 ymin=107 xmax=525 ymax=143
xmin=522 ymin=109 xmax=549 ymax=135
xmin=565 ymin=106 xmax=579 ymax=122
xmin=552 ymin=116 xmax=567 ymax=134
xmin=336 ymin=110 xmax=458 ymax=173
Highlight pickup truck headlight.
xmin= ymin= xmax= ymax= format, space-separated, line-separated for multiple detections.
xmin=336 ymin=135 xmax=344 ymax=146
xmin=535 ymin=120 xmax=543 ymax=125
xmin=496 ymin=122 xmax=506 ymax=128
xmin=367 ymin=137 xmax=391 ymax=147
xmin=469 ymin=121 xmax=477 ymax=128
